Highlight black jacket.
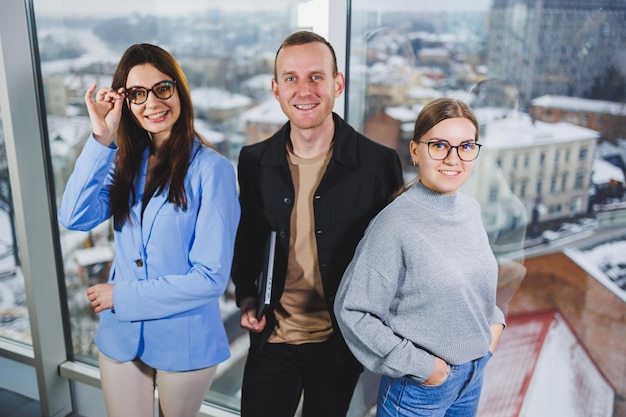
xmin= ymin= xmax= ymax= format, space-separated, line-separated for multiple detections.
xmin=232 ymin=113 xmax=404 ymax=367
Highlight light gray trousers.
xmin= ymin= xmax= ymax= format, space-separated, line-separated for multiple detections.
xmin=99 ymin=352 xmax=217 ymax=417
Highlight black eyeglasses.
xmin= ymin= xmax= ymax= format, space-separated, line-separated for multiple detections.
xmin=124 ymin=80 xmax=177 ymax=105
xmin=419 ymin=140 xmax=482 ymax=162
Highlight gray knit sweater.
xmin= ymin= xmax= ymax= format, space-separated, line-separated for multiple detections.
xmin=334 ymin=180 xmax=505 ymax=383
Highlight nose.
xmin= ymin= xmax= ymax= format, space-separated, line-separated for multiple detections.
xmin=443 ymin=147 xmax=461 ymax=164
xmin=296 ymin=80 xmax=311 ymax=96
xmin=144 ymin=90 xmax=160 ymax=107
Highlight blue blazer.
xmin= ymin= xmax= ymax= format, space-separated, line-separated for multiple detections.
xmin=58 ymin=136 xmax=240 ymax=371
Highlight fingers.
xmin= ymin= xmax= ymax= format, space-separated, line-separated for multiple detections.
xmin=97 ymin=87 xmax=123 ymax=104
xmin=84 ymin=84 xmax=97 ymax=104
xmin=86 ymin=285 xmax=100 ymax=308
xmin=84 ymin=84 xmax=123 ymax=105
xmin=240 ymin=308 xmax=266 ymax=332
xmin=86 ymin=287 xmax=100 ymax=311
xmin=86 ymin=284 xmax=113 ymax=313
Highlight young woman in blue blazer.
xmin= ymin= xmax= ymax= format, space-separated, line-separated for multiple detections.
xmin=58 ymin=43 xmax=240 ymax=417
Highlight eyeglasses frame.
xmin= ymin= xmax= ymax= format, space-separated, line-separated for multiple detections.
xmin=123 ymin=79 xmax=177 ymax=105
xmin=418 ymin=140 xmax=482 ymax=162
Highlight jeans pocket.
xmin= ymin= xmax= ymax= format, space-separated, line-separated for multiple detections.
xmin=419 ymin=364 xmax=450 ymax=388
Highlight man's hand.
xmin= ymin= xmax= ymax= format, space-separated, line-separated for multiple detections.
xmin=239 ymin=296 xmax=267 ymax=333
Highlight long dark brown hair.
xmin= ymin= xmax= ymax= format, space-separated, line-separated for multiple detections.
xmin=109 ymin=43 xmax=211 ymax=226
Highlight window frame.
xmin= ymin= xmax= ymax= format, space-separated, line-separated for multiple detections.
xmin=0 ymin=0 xmax=349 ymax=415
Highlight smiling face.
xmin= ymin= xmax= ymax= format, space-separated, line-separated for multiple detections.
xmin=410 ymin=117 xmax=478 ymax=195
xmin=271 ymin=42 xmax=344 ymax=136
xmin=125 ymin=63 xmax=180 ymax=146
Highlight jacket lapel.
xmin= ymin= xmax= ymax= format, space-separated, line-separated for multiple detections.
xmin=139 ymin=140 xmax=201 ymax=247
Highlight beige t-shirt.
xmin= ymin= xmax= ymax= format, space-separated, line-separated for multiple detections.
xmin=269 ymin=147 xmax=334 ymax=344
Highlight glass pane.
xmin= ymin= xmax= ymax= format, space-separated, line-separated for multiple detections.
xmin=348 ymin=1 xmax=625 ymax=416
xmin=0 ymin=107 xmax=31 ymax=346
xmin=34 ymin=0 xmax=323 ymax=412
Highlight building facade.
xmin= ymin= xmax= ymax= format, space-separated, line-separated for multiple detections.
xmin=487 ymin=0 xmax=626 ymax=107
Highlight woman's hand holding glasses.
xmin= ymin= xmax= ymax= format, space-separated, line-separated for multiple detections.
xmin=84 ymin=84 xmax=125 ymax=147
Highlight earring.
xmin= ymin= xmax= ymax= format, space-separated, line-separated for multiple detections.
xmin=412 ymin=160 xmax=417 ymax=166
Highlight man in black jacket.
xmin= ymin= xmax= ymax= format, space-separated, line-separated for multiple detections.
xmin=232 ymin=30 xmax=404 ymax=417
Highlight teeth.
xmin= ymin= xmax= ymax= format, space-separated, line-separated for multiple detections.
xmin=295 ymin=104 xmax=315 ymax=110
xmin=441 ymin=171 xmax=458 ymax=175
xmin=148 ymin=111 xmax=167 ymax=119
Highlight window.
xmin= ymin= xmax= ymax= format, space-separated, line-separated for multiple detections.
xmin=0 ymin=110 xmax=30 ymax=346
xmin=579 ymin=147 xmax=588 ymax=162
xmin=2 ymin=1 xmax=625 ymax=416
xmin=32 ymin=0 xmax=325 ymax=412
xmin=343 ymin=3 xmax=626 ymax=412
xmin=554 ymin=150 xmax=560 ymax=167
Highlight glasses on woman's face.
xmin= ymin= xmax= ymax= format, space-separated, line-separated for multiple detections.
xmin=124 ymin=80 xmax=176 ymax=105
xmin=419 ymin=140 xmax=482 ymax=162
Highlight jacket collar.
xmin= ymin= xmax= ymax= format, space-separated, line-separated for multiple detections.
xmin=259 ymin=112 xmax=359 ymax=169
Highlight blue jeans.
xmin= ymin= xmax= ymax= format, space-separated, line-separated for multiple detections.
xmin=376 ymin=352 xmax=493 ymax=417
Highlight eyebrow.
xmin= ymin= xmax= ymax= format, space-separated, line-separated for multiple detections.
xmin=428 ymin=138 xmax=477 ymax=143
xmin=279 ymin=70 xmax=326 ymax=77
xmin=125 ymin=80 xmax=172 ymax=89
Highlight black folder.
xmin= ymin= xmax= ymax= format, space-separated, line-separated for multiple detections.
xmin=256 ymin=230 xmax=277 ymax=320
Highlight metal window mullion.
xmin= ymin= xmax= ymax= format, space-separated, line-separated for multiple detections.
xmin=0 ymin=0 xmax=72 ymax=416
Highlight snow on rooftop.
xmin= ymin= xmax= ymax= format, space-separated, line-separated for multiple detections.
xmin=39 ymin=28 xmax=121 ymax=76
xmin=239 ymin=99 xmax=287 ymax=125
xmin=532 ymin=95 xmax=626 ymax=116
xmin=407 ymin=86 xmax=442 ymax=100
xmin=479 ymin=310 xmax=614 ymax=417
xmin=565 ymin=236 xmax=626 ymax=303
xmin=384 ymin=106 xmax=419 ymax=123
xmin=591 ymin=158 xmax=625 ymax=184
xmin=47 ymin=115 xmax=92 ymax=148
xmin=241 ymin=73 xmax=273 ymax=91
xmin=481 ymin=114 xmax=600 ymax=149
xmin=74 ymin=246 xmax=114 ymax=266
xmin=194 ymin=118 xmax=225 ymax=144
xmin=418 ymin=47 xmax=449 ymax=58
xmin=596 ymin=141 xmax=621 ymax=158
xmin=191 ymin=87 xmax=253 ymax=111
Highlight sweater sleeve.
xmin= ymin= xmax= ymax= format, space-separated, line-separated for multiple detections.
xmin=334 ymin=216 xmax=436 ymax=382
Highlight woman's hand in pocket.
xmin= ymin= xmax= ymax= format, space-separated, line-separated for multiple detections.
xmin=423 ymin=356 xmax=449 ymax=386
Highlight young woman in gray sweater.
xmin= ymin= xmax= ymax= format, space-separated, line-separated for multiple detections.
xmin=334 ymin=98 xmax=505 ymax=417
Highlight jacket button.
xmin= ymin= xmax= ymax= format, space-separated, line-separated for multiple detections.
xmin=283 ymin=197 xmax=292 ymax=205
xmin=135 ymin=259 xmax=144 ymax=267
xmin=279 ymin=231 xmax=287 ymax=238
